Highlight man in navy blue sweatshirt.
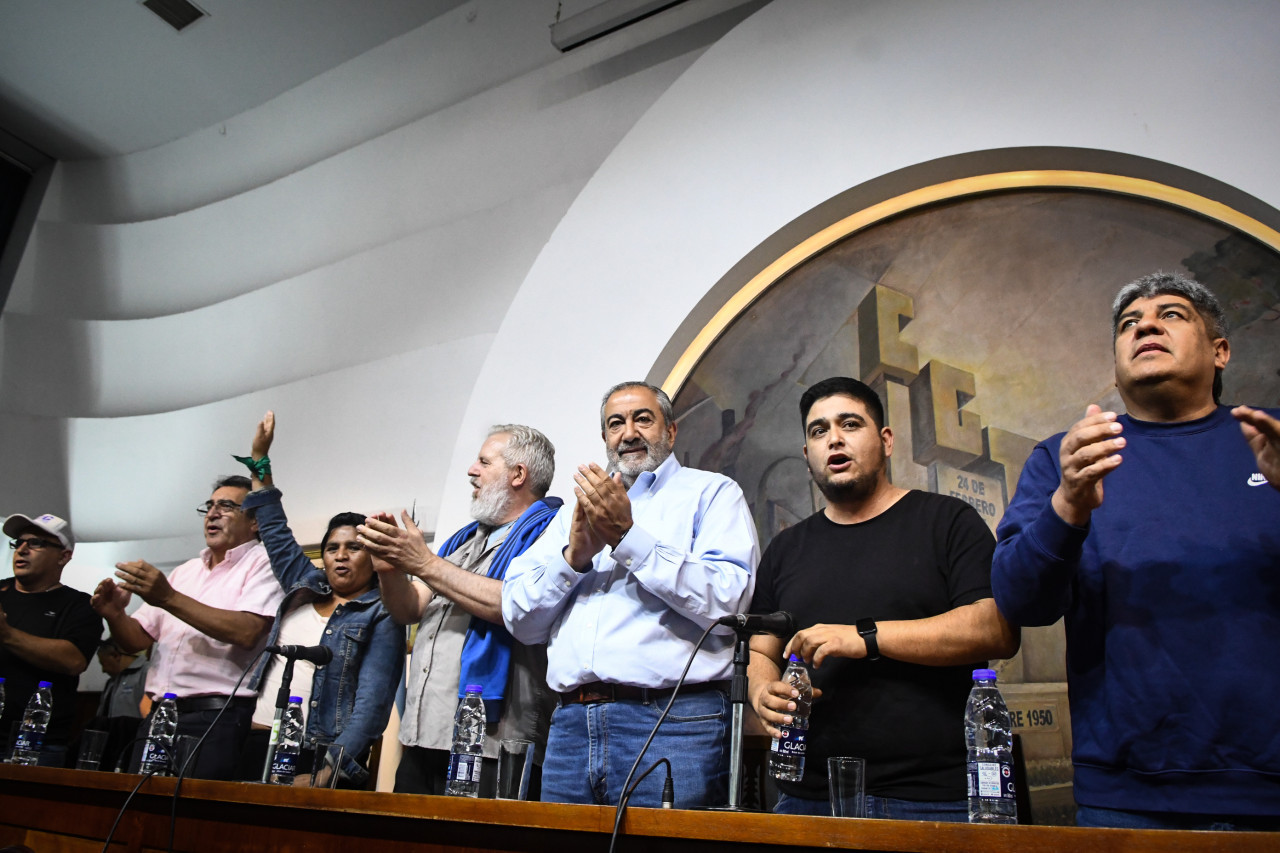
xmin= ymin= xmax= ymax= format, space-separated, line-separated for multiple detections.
xmin=992 ymin=271 xmax=1280 ymax=831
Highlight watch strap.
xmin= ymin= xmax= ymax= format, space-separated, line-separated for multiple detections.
xmin=856 ymin=617 xmax=880 ymax=661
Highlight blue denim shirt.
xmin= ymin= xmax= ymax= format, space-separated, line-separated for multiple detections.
xmin=242 ymin=487 xmax=405 ymax=787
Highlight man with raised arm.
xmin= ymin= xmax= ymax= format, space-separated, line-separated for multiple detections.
xmin=748 ymin=377 xmax=1018 ymax=820
xmin=91 ymin=476 xmax=284 ymax=779
xmin=1 ymin=513 xmax=101 ymax=766
xmin=359 ymin=425 xmax=560 ymax=796
xmin=502 ymin=381 xmax=759 ymax=809
xmin=992 ymin=271 xmax=1280 ymax=830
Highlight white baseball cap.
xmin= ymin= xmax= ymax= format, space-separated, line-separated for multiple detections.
xmin=3 ymin=513 xmax=75 ymax=550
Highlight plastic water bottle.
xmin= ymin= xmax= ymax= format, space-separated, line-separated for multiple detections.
xmin=768 ymin=655 xmax=813 ymax=781
xmin=140 ymin=693 xmax=179 ymax=776
xmin=445 ymin=685 xmax=485 ymax=797
xmin=269 ymin=697 xmax=306 ymax=785
xmin=0 ymin=677 xmax=6 ymax=722
xmin=9 ymin=681 xmax=53 ymax=766
xmin=965 ymin=668 xmax=1017 ymax=824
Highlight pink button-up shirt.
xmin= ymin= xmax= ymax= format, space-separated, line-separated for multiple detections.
xmin=135 ymin=540 xmax=284 ymax=699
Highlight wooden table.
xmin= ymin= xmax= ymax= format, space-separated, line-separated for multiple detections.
xmin=0 ymin=765 xmax=1274 ymax=852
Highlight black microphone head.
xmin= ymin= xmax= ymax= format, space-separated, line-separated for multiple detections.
xmin=269 ymin=644 xmax=333 ymax=665
xmin=718 ymin=611 xmax=795 ymax=637
xmin=761 ymin=611 xmax=794 ymax=638
xmin=775 ymin=611 xmax=795 ymax=637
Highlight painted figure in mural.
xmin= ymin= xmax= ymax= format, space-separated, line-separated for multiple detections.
xmin=360 ymin=424 xmax=560 ymax=796
xmin=747 ymin=376 xmax=1019 ymax=820
xmin=503 ymin=381 xmax=759 ymax=808
xmin=92 ymin=476 xmax=284 ymax=779
xmin=993 ymin=271 xmax=1280 ymax=830
xmin=0 ymin=513 xmax=101 ymax=767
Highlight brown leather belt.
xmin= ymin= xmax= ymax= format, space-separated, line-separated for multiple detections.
xmin=558 ymin=680 xmax=729 ymax=707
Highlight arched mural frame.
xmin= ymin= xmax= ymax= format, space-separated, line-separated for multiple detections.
xmin=662 ymin=170 xmax=1280 ymax=396
xmin=658 ymin=165 xmax=1280 ymax=825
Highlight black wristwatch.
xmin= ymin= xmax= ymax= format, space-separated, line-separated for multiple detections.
xmin=856 ymin=618 xmax=880 ymax=661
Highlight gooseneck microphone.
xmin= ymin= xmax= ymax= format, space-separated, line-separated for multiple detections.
xmin=266 ymin=644 xmax=333 ymax=665
xmin=715 ymin=611 xmax=795 ymax=637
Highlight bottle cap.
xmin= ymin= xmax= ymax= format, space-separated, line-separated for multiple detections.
xmin=788 ymin=654 xmax=801 ymax=663
xmin=290 ymin=696 xmax=303 ymax=704
xmin=464 ymin=684 xmax=483 ymax=694
xmin=163 ymin=692 xmax=178 ymax=699
xmin=0 ymin=677 xmax=5 ymax=683
xmin=38 ymin=681 xmax=52 ymax=688
xmin=972 ymin=668 xmax=997 ymax=681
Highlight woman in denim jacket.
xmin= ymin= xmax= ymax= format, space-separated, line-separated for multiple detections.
xmin=239 ymin=412 xmax=404 ymax=787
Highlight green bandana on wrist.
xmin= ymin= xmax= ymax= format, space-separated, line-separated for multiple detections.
xmin=233 ymin=454 xmax=272 ymax=479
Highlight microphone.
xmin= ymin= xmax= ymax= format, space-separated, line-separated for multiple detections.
xmin=716 ymin=611 xmax=795 ymax=637
xmin=267 ymin=644 xmax=333 ymax=665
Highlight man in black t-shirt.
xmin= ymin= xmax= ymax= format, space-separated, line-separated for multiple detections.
xmin=1 ymin=513 xmax=102 ymax=766
xmin=747 ymin=377 xmax=1019 ymax=820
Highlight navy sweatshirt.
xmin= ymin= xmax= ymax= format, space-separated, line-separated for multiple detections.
xmin=992 ymin=406 xmax=1280 ymax=816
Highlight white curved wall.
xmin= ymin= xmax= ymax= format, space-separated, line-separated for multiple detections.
xmin=437 ymin=0 xmax=1280 ymax=536
xmin=1 ymin=0 xmax=766 ymax=600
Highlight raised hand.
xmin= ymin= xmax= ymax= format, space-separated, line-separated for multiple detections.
xmin=92 ymin=577 xmax=133 ymax=618
xmin=1051 ymin=405 xmax=1125 ymax=526
xmin=359 ymin=511 xmax=438 ymax=579
xmin=113 ymin=560 xmax=174 ymax=607
xmin=573 ymin=463 xmax=633 ymax=548
xmin=563 ymin=496 xmax=607 ymax=571
xmin=253 ymin=410 xmax=275 ymax=460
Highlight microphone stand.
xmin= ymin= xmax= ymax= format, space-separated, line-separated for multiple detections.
xmin=259 ymin=657 xmax=296 ymax=783
xmin=714 ymin=628 xmax=755 ymax=812
xmin=730 ymin=628 xmax=755 ymax=810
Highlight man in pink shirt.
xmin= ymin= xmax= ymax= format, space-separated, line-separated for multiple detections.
xmin=93 ymin=475 xmax=284 ymax=778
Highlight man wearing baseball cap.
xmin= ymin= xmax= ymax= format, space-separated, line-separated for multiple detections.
xmin=0 ymin=513 xmax=102 ymax=765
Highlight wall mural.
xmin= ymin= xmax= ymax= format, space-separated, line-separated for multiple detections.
xmin=669 ymin=185 xmax=1280 ymax=823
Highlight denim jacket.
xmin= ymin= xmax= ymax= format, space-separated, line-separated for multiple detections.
xmin=242 ymin=487 xmax=404 ymax=787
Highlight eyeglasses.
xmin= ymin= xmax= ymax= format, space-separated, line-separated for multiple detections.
xmin=9 ymin=537 xmax=63 ymax=551
xmin=196 ymin=499 xmax=243 ymax=517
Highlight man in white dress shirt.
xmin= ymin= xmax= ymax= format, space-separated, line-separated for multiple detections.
xmin=503 ymin=381 xmax=759 ymax=808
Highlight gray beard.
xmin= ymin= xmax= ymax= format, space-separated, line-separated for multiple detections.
xmin=470 ymin=479 xmax=515 ymax=526
xmin=607 ymin=434 xmax=673 ymax=488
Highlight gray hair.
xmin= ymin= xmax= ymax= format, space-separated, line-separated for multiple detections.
xmin=212 ymin=475 xmax=252 ymax=493
xmin=1111 ymin=271 xmax=1228 ymax=341
xmin=598 ymin=381 xmax=675 ymax=431
xmin=1111 ymin=271 xmax=1228 ymax=403
xmin=211 ymin=474 xmax=257 ymax=528
xmin=488 ymin=424 xmax=555 ymax=499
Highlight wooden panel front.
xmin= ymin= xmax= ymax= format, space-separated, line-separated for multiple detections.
xmin=0 ymin=766 xmax=1275 ymax=853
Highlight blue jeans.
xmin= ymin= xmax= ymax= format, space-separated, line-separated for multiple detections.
xmin=775 ymin=790 xmax=967 ymax=822
xmin=540 ymin=690 xmax=729 ymax=808
xmin=1077 ymin=804 xmax=1280 ymax=832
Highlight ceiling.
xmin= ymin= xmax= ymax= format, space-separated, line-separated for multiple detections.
xmin=0 ymin=0 xmax=473 ymax=161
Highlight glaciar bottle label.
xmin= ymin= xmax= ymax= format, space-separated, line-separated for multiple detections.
xmin=448 ymin=753 xmax=478 ymax=783
xmin=967 ymin=760 xmax=1015 ymax=799
xmin=141 ymin=740 xmax=170 ymax=770
xmin=12 ymin=731 xmax=39 ymax=753
xmin=771 ymin=725 xmax=807 ymax=756
xmin=271 ymin=751 xmax=298 ymax=778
